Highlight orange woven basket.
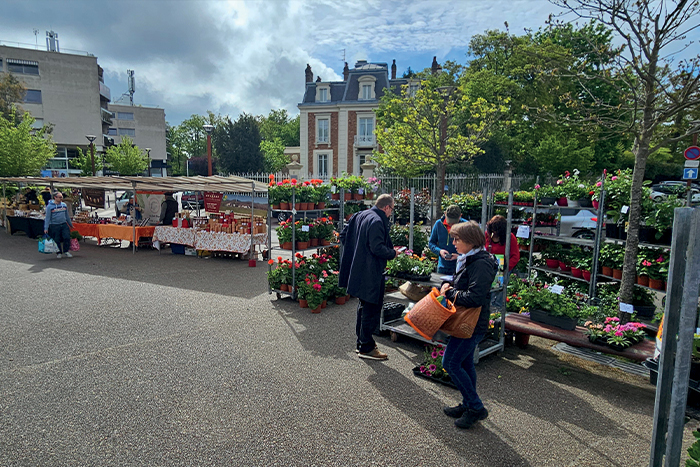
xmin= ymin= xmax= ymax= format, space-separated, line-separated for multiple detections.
xmin=404 ymin=287 xmax=456 ymax=340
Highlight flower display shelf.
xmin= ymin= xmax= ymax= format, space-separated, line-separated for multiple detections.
xmin=412 ymin=366 xmax=457 ymax=389
xmin=602 ymin=275 xmax=666 ymax=294
xmin=529 ymin=308 xmax=577 ymax=331
xmin=531 ymin=266 xmax=614 ymax=284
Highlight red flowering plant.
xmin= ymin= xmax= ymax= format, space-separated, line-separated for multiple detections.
xmin=297 ymin=273 xmax=325 ymax=309
xmin=316 ymin=217 xmax=336 ymax=242
xmin=276 ymin=220 xmax=293 ymax=244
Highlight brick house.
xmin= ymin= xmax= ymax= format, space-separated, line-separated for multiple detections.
xmin=297 ymin=59 xmax=425 ymax=179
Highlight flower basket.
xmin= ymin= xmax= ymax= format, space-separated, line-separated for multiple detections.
xmin=316 ymin=202 xmax=325 ymax=209
xmin=571 ymin=267 xmax=583 ymax=278
xmin=280 ymin=202 xmax=290 ymax=210
xmin=272 ymin=204 xmax=280 ymax=210
xmin=321 ymin=239 xmax=331 ymax=246
xmin=309 ymin=238 xmax=318 ymax=247
xmin=280 ymin=284 xmax=289 ymax=292
xmin=637 ymin=275 xmax=650 ymax=287
xmin=540 ymin=196 xmax=556 ymax=206
xmin=556 ymin=197 xmax=568 ymax=206
xmin=365 ymin=193 xmax=375 ymax=200
xmin=404 ymin=288 xmax=456 ymax=340
xmin=529 ymin=308 xmax=577 ymax=331
xmin=412 ymin=366 xmax=456 ymax=389
xmin=567 ymin=198 xmax=580 ymax=207
xmin=353 ymin=193 xmax=363 ymax=200
xmin=344 ymin=193 xmax=352 ymax=201
xmin=578 ymin=198 xmax=594 ymax=208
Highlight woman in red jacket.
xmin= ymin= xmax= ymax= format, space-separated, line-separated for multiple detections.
xmin=484 ymin=215 xmax=520 ymax=271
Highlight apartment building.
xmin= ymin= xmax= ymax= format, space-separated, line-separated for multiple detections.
xmin=298 ymin=59 xmax=424 ymax=178
xmin=0 ymin=41 xmax=167 ymax=176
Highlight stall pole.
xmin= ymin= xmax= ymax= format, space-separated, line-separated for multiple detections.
xmin=250 ymin=182 xmax=255 ymax=260
xmin=526 ymin=177 xmax=540 ymax=281
xmin=131 ymin=182 xmax=137 ymax=254
xmin=480 ymin=186 xmax=488 ymax=230
xmin=588 ymin=173 xmax=606 ymax=302
xmin=409 ymin=187 xmax=414 ymax=252
xmin=501 ymin=187 xmax=513 ymax=346
xmin=291 ymin=186 xmax=296 ymax=297
xmin=2 ymin=181 xmax=6 ymax=230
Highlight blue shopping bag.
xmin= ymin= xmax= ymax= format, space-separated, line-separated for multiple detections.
xmin=39 ymin=235 xmax=59 ymax=254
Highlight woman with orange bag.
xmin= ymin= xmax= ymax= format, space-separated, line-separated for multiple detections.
xmin=439 ymin=221 xmax=497 ymax=429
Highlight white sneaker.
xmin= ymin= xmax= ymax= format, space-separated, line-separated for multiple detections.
xmin=56 ymin=254 xmax=62 ymax=259
xmin=64 ymin=252 xmax=73 ymax=258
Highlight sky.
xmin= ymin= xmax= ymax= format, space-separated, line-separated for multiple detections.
xmin=1 ymin=0 xmax=695 ymax=127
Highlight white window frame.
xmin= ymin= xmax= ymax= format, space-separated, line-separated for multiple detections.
xmin=313 ymin=150 xmax=333 ymax=179
xmin=317 ymin=153 xmax=329 ymax=179
xmin=357 ymin=75 xmax=376 ymax=100
xmin=315 ymin=115 xmax=330 ymax=145
xmin=407 ymin=80 xmax=420 ymax=97
xmin=315 ymin=83 xmax=330 ymax=103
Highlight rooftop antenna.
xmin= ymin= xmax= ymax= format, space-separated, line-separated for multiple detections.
xmin=127 ymin=69 xmax=135 ymax=106
xmin=45 ymin=30 xmax=59 ymax=52
xmin=33 ymin=29 xmax=39 ymax=47
xmin=340 ymin=48 xmax=346 ymax=63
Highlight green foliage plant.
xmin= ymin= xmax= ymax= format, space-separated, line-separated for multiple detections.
xmin=0 ymin=110 xmax=56 ymax=177
xmin=103 ymin=136 xmax=149 ymax=176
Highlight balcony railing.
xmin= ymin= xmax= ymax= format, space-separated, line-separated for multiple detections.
xmin=354 ymin=134 xmax=376 ymax=147
xmin=99 ymin=82 xmax=111 ymax=100
xmin=101 ymin=108 xmax=114 ymax=124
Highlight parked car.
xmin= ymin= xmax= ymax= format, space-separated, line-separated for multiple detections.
xmin=558 ymin=209 xmax=599 ymax=238
xmin=650 ymin=184 xmax=699 ymax=201
xmin=115 ymin=191 xmax=131 ymax=215
xmin=181 ymin=191 xmax=204 ymax=209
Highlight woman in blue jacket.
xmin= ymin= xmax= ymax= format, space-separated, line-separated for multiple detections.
xmin=428 ymin=205 xmax=467 ymax=274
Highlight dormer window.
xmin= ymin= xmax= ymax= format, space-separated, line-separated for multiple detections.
xmin=316 ymin=84 xmax=330 ymax=103
xmin=357 ymin=75 xmax=376 ymax=100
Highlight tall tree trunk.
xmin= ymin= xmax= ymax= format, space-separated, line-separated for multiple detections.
xmin=436 ymin=163 xmax=446 ymax=219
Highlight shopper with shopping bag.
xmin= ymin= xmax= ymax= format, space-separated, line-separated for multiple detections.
xmin=44 ymin=192 xmax=74 ymax=259
xmin=439 ymin=221 xmax=497 ymax=429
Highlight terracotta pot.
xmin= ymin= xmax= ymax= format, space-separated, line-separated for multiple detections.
xmin=649 ymin=278 xmax=665 ymax=290
xmin=296 ymin=241 xmax=309 ymax=250
xmin=295 ymin=202 xmax=302 ymax=210
xmin=280 ymin=202 xmax=290 ymax=210
xmin=601 ymin=266 xmax=613 ymax=276
xmin=592 ymin=200 xmax=600 ymax=209
xmin=309 ymin=238 xmax=319 ymax=247
xmin=571 ymin=267 xmax=583 ymax=278
xmin=321 ymin=300 xmax=327 ymax=309
xmin=299 ymin=299 xmax=308 ymax=308
xmin=637 ymin=275 xmax=650 ymax=287
xmin=335 ymin=296 xmax=346 ymax=305
xmin=344 ymin=193 xmax=352 ymax=201
xmin=316 ymin=202 xmax=325 ymax=209
xmin=612 ymin=268 xmax=623 ymax=279
xmin=365 ymin=193 xmax=375 ymax=200
xmin=514 ymin=333 xmax=530 ymax=348
xmin=346 ymin=294 xmax=351 ymax=301
xmin=272 ymin=204 xmax=280 ymax=210
xmin=353 ymin=193 xmax=363 ymax=200
xmin=582 ymin=270 xmax=591 ymax=281
xmin=321 ymin=239 xmax=331 ymax=246
xmin=559 ymin=261 xmax=571 ymax=272
xmin=331 ymin=193 xmax=340 ymax=200
xmin=545 ymin=259 xmax=559 ymax=269
xmin=304 ymin=202 xmax=313 ymax=210
xmin=556 ymin=197 xmax=568 ymax=207
xmin=311 ymin=305 xmax=322 ymax=314
xmin=280 ymin=284 xmax=289 ymax=292
xmin=281 ymin=241 xmax=293 ymax=250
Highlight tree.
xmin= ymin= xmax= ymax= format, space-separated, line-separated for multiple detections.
xmin=550 ymin=0 xmax=700 ymax=307
xmin=215 ymin=113 xmax=263 ymax=173
xmin=258 ymin=109 xmax=300 ymax=173
xmin=0 ymin=74 xmax=26 ymax=122
xmin=374 ymin=73 xmax=509 ymax=215
xmin=0 ymin=110 xmax=56 ymax=177
xmin=167 ymin=112 xmax=220 ymax=176
xmin=104 ymin=136 xmax=149 ymax=176
xmin=69 ymin=147 xmax=103 ymax=176
xmin=260 ymin=138 xmax=288 ymax=173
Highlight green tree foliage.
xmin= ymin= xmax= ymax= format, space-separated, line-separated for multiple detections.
xmin=260 ymin=138 xmax=288 ymax=173
xmin=69 ymin=147 xmax=103 ymax=176
xmin=0 ymin=110 xmax=56 ymax=176
xmin=215 ymin=113 xmax=263 ymax=174
xmin=0 ymin=74 xmax=26 ymax=122
xmin=104 ymin=136 xmax=149 ymax=176
xmin=258 ymin=109 xmax=300 ymax=173
xmin=167 ymin=112 xmax=220 ymax=175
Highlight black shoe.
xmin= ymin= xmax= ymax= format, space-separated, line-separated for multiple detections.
xmin=455 ymin=407 xmax=488 ymax=429
xmin=443 ymin=404 xmax=467 ymax=418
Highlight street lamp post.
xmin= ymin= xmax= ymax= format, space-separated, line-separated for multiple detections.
xmin=203 ymin=124 xmax=214 ymax=176
xmin=85 ymin=135 xmax=97 ymax=176
xmin=183 ymin=150 xmax=191 ymax=177
xmin=145 ymin=148 xmax=152 ymax=176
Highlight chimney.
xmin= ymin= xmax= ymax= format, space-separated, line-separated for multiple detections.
xmin=391 ymin=59 xmax=396 ymax=80
xmin=431 ymin=56 xmax=440 ymax=75
xmin=305 ymin=64 xmax=313 ymax=83
xmin=343 ymin=62 xmax=350 ymax=81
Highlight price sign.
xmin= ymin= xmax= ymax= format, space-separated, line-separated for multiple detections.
xmin=516 ymin=225 xmax=531 ymax=239
xmin=621 ymin=205 xmax=629 ymax=214
xmin=301 ymin=225 xmax=310 ymax=232
xmin=331 ymin=186 xmax=337 ymax=193
xmin=549 ymin=285 xmax=564 ymax=294
xmin=358 ymin=187 xmax=364 ymax=195
xmin=619 ymin=302 xmax=634 ymax=314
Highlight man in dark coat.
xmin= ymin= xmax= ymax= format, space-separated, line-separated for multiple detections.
xmin=339 ymin=194 xmax=397 ymax=360
xmin=160 ymin=192 xmax=179 ymax=226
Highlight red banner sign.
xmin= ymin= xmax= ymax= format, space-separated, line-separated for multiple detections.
xmin=204 ymin=192 xmax=223 ymax=213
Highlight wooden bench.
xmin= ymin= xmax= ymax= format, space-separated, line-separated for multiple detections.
xmin=504 ymin=313 xmax=655 ymax=362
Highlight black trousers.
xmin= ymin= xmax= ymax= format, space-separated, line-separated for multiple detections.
xmin=356 ymin=281 xmax=385 ymax=353
xmin=48 ymin=223 xmax=71 ymax=254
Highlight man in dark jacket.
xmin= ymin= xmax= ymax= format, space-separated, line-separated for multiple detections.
xmin=339 ymin=194 xmax=397 ymax=360
xmin=160 ymin=192 xmax=179 ymax=225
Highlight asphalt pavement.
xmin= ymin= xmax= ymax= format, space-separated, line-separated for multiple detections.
xmin=1 ymin=229 xmax=698 ymax=466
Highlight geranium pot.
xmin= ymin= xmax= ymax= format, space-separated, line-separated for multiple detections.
xmin=365 ymin=193 xmax=375 ymax=200
xmin=272 ymin=204 xmax=280 ymax=210
xmin=571 ymin=267 xmax=583 ymax=278
xmin=280 ymin=202 xmax=290 ymax=210
xmin=559 ymin=262 xmax=571 ymax=272
xmin=545 ymin=259 xmax=559 ymax=268
xmin=281 ymin=241 xmax=293 ymax=250
xmin=612 ymin=268 xmax=623 ymax=279
xmin=335 ymin=296 xmax=346 ymax=305
xmin=331 ymin=193 xmax=340 ymax=200
xmin=309 ymin=238 xmax=319 ymax=247
xmin=296 ymin=241 xmax=309 ymax=250
xmin=321 ymin=239 xmax=331 ymax=246
xmin=321 ymin=300 xmax=327 ymax=308
xmin=636 ymin=275 xmax=650 ymax=287
xmin=280 ymin=284 xmax=289 ymax=292
xmin=601 ymin=266 xmax=613 ymax=276
xmin=540 ymin=196 xmax=556 ymax=206
xmin=582 ymin=270 xmax=591 ymax=281
xmin=294 ymin=202 xmax=302 ymax=210
xmin=529 ymin=308 xmax=577 ymax=331
xmin=556 ymin=197 xmax=568 ymax=206
xmin=344 ymin=193 xmax=352 ymax=201
xmin=316 ymin=202 xmax=325 ymax=209
xmin=649 ymin=278 xmax=665 ymax=290
xmin=592 ymin=200 xmax=600 ymax=209
xmin=299 ymin=299 xmax=308 ymax=308
xmin=311 ymin=305 xmax=322 ymax=313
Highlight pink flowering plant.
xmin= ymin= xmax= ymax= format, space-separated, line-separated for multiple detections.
xmin=419 ymin=345 xmax=449 ymax=381
xmin=297 ymin=273 xmax=325 ymax=309
xmin=584 ymin=317 xmax=647 ymax=349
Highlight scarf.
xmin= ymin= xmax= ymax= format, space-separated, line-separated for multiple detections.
xmin=455 ymin=247 xmax=484 ymax=273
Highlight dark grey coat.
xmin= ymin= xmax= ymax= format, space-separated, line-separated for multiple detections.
xmin=339 ymin=206 xmax=396 ymax=304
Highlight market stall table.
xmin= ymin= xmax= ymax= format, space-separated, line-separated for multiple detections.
xmin=71 ymin=223 xmax=155 ymax=245
xmin=152 ymin=226 xmax=196 ymax=247
xmin=7 ymin=216 xmax=45 ymax=238
xmin=194 ymin=231 xmax=266 ymax=253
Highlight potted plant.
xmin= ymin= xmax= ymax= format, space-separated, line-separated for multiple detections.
xmin=539 ymin=244 xmax=563 ymax=269
xmin=647 ymin=252 xmax=669 ymax=290
xmin=557 ymin=170 xmax=591 ymax=207
xmin=413 ymin=345 xmax=454 ymax=388
xmin=298 ymin=273 xmax=324 ymax=312
xmin=311 ymin=181 xmax=330 ymax=209
xmin=276 ymin=221 xmax=293 ymax=250
xmin=366 ymin=177 xmax=381 ymax=200
xmin=598 ymin=244 xmax=616 ymax=276
xmin=294 ymin=220 xmax=310 ymax=250
xmin=266 ymin=259 xmax=283 ymax=290
xmin=535 ymin=184 xmax=560 ymax=206
xmin=493 ymin=191 xmax=509 ymax=205
xmin=519 ymin=285 xmax=581 ymax=330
